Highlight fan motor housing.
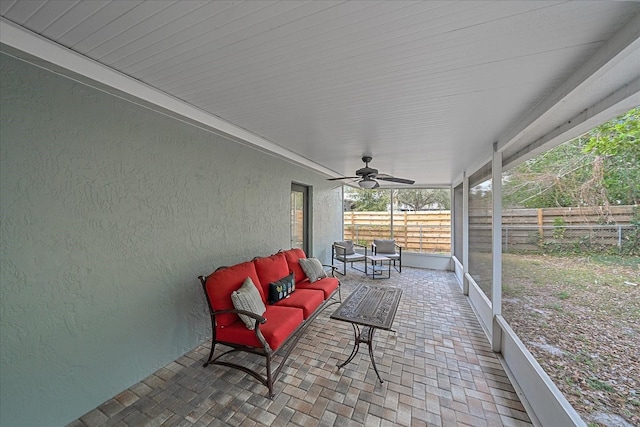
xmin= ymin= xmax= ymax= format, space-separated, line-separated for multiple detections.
xmin=355 ymin=166 xmax=378 ymax=177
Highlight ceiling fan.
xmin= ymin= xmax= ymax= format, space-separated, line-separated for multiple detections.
xmin=328 ymin=156 xmax=415 ymax=189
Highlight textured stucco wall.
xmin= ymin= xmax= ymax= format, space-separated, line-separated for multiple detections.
xmin=0 ymin=54 xmax=342 ymax=426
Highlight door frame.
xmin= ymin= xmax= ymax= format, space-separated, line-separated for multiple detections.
xmin=291 ymin=183 xmax=311 ymax=255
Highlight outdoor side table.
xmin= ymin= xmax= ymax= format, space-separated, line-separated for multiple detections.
xmin=330 ymin=284 xmax=402 ymax=383
xmin=366 ymin=255 xmax=391 ymax=279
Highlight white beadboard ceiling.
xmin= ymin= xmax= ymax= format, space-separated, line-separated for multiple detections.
xmin=1 ymin=1 xmax=639 ymax=186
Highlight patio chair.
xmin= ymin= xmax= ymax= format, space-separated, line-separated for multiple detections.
xmin=371 ymin=239 xmax=402 ymax=273
xmin=332 ymin=241 xmax=367 ymax=275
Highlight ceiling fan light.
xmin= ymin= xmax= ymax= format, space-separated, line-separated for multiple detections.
xmin=359 ymin=177 xmax=378 ymax=189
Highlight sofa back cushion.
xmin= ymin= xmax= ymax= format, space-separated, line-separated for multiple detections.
xmin=204 ymin=261 xmax=264 ymax=327
xmin=282 ymin=248 xmax=308 ymax=284
xmin=253 ymin=252 xmax=290 ymax=300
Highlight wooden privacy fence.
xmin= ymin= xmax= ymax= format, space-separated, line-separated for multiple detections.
xmin=471 ymin=205 xmax=636 ymax=252
xmin=344 ymin=211 xmax=451 ymax=253
xmin=344 ymin=206 xmax=636 ymax=254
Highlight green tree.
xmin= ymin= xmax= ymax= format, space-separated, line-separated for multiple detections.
xmin=583 ymin=107 xmax=639 ymax=205
xmin=503 ymin=141 xmax=592 ymax=208
xmin=346 ymin=188 xmax=390 ymax=211
xmin=395 ymin=189 xmax=450 ymax=211
xmin=503 ymin=107 xmax=640 ymax=208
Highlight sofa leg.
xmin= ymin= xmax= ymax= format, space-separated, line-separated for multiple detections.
xmin=203 ymin=341 xmax=216 ymax=367
xmin=266 ymin=354 xmax=275 ymax=398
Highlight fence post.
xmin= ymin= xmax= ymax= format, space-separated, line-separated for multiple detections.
xmin=537 ymin=208 xmax=544 ymax=248
xmin=419 ymin=225 xmax=423 ymax=253
xmin=537 ymin=208 xmax=544 ymax=236
xmin=404 ymin=212 xmax=409 ymax=247
xmin=618 ymin=225 xmax=622 ymax=252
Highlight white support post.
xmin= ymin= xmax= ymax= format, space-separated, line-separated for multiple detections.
xmin=462 ymin=172 xmax=469 ymax=296
xmin=491 ymin=143 xmax=503 ymax=352
xmin=390 ymin=189 xmax=394 ymax=239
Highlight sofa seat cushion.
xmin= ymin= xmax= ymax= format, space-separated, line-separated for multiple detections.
xmin=282 ymin=248 xmax=308 ymax=284
xmin=296 ymin=277 xmax=339 ymax=299
xmin=254 ymin=252 xmax=290 ymax=299
xmin=205 ymin=261 xmax=264 ymax=327
xmin=216 ymin=305 xmax=304 ymax=351
xmin=273 ymin=289 xmax=324 ymax=318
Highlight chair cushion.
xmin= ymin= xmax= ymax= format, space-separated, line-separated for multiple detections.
xmin=205 ymin=261 xmax=264 ymax=327
xmin=273 ymin=289 xmax=324 ymax=318
xmin=374 ymin=239 xmax=397 ymax=254
xmin=216 ymin=305 xmax=304 ymax=350
xmin=254 ymin=252 xmax=290 ymax=300
xmin=299 ymin=257 xmax=327 ymax=283
xmin=282 ymin=248 xmax=308 ymax=284
xmin=341 ymin=253 xmax=365 ymax=262
xmin=231 ymin=277 xmax=266 ymax=330
xmin=334 ymin=241 xmax=355 ymax=256
xmin=296 ymin=277 xmax=339 ymax=299
xmin=268 ymin=273 xmax=295 ymax=304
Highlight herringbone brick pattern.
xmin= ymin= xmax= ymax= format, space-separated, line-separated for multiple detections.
xmin=68 ymin=267 xmax=533 ymax=426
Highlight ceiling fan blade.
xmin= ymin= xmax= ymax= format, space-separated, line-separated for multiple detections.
xmin=331 ymin=156 xmax=415 ymax=186
xmin=327 ymin=176 xmax=359 ymax=181
xmin=376 ymin=176 xmax=415 ymax=185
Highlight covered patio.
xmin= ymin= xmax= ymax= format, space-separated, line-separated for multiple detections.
xmin=1 ymin=2 xmax=639 ymax=426
xmin=69 ymin=267 xmax=532 ymax=427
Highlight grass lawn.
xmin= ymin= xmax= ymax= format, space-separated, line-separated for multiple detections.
xmin=501 ymin=253 xmax=639 ymax=427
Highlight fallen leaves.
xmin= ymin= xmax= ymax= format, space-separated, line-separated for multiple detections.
xmin=502 ymin=254 xmax=640 ymax=426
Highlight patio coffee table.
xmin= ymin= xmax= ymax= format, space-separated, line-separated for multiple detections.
xmin=330 ymin=284 xmax=402 ymax=383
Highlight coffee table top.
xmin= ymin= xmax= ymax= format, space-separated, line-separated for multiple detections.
xmin=330 ymin=284 xmax=402 ymax=330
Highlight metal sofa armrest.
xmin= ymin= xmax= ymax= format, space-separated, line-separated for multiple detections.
xmin=322 ymin=264 xmax=340 ymax=278
xmin=213 ymin=308 xmax=267 ymax=324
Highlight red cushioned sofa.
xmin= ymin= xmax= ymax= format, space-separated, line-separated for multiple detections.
xmin=198 ymin=248 xmax=341 ymax=397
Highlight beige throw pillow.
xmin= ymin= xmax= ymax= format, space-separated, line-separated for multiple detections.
xmin=298 ymin=257 xmax=327 ymax=283
xmin=231 ymin=277 xmax=266 ymax=330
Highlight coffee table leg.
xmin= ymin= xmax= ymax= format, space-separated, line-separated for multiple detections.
xmin=337 ymin=323 xmax=361 ymax=369
xmin=337 ymin=324 xmax=384 ymax=384
xmin=364 ymin=327 xmax=384 ymax=384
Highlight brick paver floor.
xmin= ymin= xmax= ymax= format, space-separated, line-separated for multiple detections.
xmin=68 ymin=267 xmax=533 ymax=426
